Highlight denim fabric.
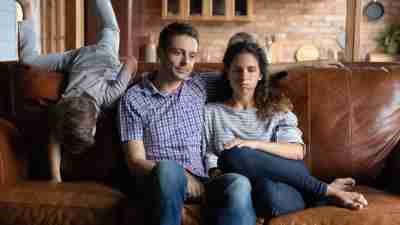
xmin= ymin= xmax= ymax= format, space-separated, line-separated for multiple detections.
xmin=218 ymin=147 xmax=328 ymax=217
xmin=252 ymin=177 xmax=305 ymax=217
xmin=149 ymin=160 xmax=256 ymax=225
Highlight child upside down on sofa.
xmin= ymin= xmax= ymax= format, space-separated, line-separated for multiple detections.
xmin=17 ymin=0 xmax=137 ymax=182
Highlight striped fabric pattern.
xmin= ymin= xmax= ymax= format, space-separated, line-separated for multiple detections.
xmin=204 ymin=103 xmax=304 ymax=170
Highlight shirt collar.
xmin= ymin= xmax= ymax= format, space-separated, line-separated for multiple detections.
xmin=141 ymin=71 xmax=192 ymax=97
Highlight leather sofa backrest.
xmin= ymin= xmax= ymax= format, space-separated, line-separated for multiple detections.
xmin=280 ymin=66 xmax=400 ymax=185
xmin=13 ymin=63 xmax=400 ymax=185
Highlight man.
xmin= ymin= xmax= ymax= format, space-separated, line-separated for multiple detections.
xmin=119 ymin=22 xmax=256 ymax=225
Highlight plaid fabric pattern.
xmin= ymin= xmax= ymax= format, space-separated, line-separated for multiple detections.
xmin=119 ymin=72 xmax=215 ymax=177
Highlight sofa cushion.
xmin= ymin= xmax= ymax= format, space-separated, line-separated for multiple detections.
xmin=268 ymin=186 xmax=400 ymax=225
xmin=15 ymin=65 xmax=64 ymax=110
xmin=0 ymin=119 xmax=27 ymax=183
xmin=280 ymin=66 xmax=400 ymax=184
xmin=0 ymin=182 xmax=126 ymax=225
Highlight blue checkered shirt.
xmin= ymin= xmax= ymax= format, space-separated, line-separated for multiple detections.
xmin=119 ymin=71 xmax=221 ymax=177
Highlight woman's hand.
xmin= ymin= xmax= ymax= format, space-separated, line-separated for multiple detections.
xmin=224 ymin=138 xmax=305 ymax=160
xmin=223 ymin=138 xmax=259 ymax=150
xmin=208 ymin=168 xmax=223 ymax=179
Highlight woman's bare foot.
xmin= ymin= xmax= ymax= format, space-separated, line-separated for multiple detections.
xmin=326 ymin=186 xmax=368 ymax=210
xmin=330 ymin=178 xmax=356 ymax=191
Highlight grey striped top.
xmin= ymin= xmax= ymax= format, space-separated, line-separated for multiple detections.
xmin=204 ymin=103 xmax=304 ymax=170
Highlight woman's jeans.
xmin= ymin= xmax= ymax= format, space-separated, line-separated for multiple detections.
xmin=148 ymin=160 xmax=256 ymax=225
xmin=218 ymin=147 xmax=328 ymax=217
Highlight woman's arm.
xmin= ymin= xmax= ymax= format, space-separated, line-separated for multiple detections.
xmin=224 ymin=139 xmax=305 ymax=160
xmin=48 ymin=134 xmax=62 ymax=182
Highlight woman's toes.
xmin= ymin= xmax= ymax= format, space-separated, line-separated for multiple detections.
xmin=355 ymin=193 xmax=368 ymax=206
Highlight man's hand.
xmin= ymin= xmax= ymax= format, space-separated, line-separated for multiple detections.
xmin=223 ymin=138 xmax=259 ymax=150
xmin=185 ymin=171 xmax=205 ymax=202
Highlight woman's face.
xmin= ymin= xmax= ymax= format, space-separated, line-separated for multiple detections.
xmin=227 ymin=52 xmax=262 ymax=97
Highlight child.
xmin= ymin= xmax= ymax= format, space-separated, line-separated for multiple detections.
xmin=48 ymin=97 xmax=97 ymax=182
xmin=17 ymin=0 xmax=137 ymax=182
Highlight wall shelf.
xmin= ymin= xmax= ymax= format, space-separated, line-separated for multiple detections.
xmin=162 ymin=0 xmax=254 ymax=22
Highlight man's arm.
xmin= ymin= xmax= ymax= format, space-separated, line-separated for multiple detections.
xmin=122 ymin=140 xmax=155 ymax=177
xmin=123 ymin=140 xmax=205 ymax=201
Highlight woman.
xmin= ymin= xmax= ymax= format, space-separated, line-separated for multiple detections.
xmin=204 ymin=41 xmax=368 ymax=219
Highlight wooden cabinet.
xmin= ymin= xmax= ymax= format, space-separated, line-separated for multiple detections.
xmin=162 ymin=0 xmax=254 ymax=22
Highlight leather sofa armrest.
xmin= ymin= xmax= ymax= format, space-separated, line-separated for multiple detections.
xmin=0 ymin=118 xmax=27 ymax=184
xmin=380 ymin=143 xmax=400 ymax=191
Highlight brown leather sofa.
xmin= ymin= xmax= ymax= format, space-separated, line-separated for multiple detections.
xmin=0 ymin=63 xmax=400 ymax=225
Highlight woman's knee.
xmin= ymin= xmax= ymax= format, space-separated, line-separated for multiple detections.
xmin=222 ymin=173 xmax=253 ymax=205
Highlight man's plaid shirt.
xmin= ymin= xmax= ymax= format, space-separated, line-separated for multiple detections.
xmin=119 ymin=72 xmax=220 ymax=177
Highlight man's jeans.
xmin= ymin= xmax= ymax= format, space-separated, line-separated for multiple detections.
xmin=150 ymin=160 xmax=256 ymax=225
xmin=218 ymin=147 xmax=328 ymax=217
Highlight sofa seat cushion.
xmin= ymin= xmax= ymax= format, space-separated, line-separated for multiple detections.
xmin=0 ymin=181 xmax=126 ymax=225
xmin=268 ymin=186 xmax=400 ymax=225
xmin=122 ymin=204 xmax=206 ymax=225
xmin=122 ymin=203 xmax=266 ymax=225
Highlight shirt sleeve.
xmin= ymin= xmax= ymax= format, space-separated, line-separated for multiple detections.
xmin=275 ymin=111 xmax=304 ymax=145
xmin=204 ymin=105 xmax=219 ymax=170
xmin=118 ymin=91 xmax=143 ymax=142
xmin=102 ymin=64 xmax=132 ymax=109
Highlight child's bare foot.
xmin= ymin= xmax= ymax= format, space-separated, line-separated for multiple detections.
xmin=326 ymin=187 xmax=368 ymax=210
xmin=330 ymin=177 xmax=356 ymax=191
xmin=16 ymin=0 xmax=34 ymax=20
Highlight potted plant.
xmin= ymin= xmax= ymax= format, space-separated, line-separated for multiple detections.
xmin=376 ymin=24 xmax=400 ymax=55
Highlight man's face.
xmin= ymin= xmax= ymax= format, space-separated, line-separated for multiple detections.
xmin=160 ymin=34 xmax=199 ymax=81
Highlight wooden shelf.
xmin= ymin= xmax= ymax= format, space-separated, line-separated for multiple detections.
xmin=367 ymin=53 xmax=400 ymax=62
xmin=162 ymin=0 xmax=254 ymax=22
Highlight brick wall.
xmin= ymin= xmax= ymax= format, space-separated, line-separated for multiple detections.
xmin=139 ymin=0 xmax=347 ymax=63
xmin=138 ymin=0 xmax=399 ymax=63
xmin=360 ymin=0 xmax=400 ymax=60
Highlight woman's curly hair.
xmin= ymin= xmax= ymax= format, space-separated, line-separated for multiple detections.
xmin=222 ymin=41 xmax=292 ymax=120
